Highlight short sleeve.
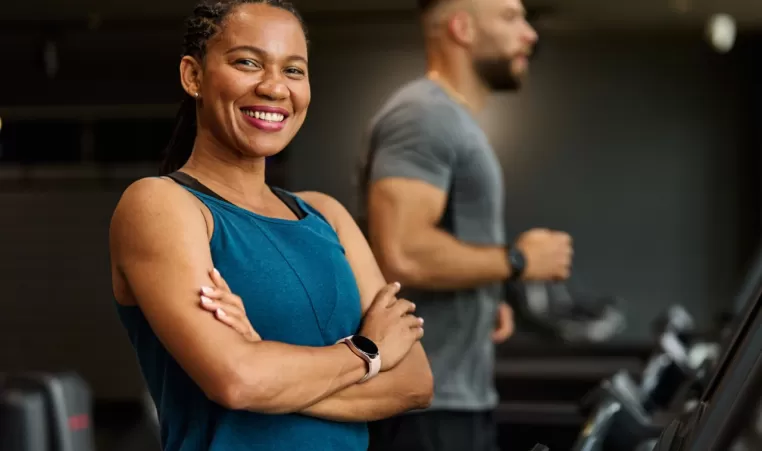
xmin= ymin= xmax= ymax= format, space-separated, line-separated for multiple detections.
xmin=368 ymin=101 xmax=458 ymax=193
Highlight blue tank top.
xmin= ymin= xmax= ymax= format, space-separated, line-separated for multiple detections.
xmin=116 ymin=183 xmax=367 ymax=451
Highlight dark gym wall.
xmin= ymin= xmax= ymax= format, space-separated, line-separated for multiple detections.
xmin=290 ymin=24 xmax=757 ymax=341
xmin=0 ymin=17 xmax=757 ymax=400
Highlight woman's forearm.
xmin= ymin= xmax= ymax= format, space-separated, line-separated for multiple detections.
xmin=299 ymin=343 xmax=433 ymax=422
xmin=225 ymin=341 xmax=368 ymax=414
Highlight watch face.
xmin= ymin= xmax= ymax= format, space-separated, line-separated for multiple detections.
xmin=510 ymin=249 xmax=525 ymax=270
xmin=352 ymin=335 xmax=379 ymax=357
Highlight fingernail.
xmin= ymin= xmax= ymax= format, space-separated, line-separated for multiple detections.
xmin=201 ymin=286 xmax=214 ymax=296
xmin=418 ymin=317 xmax=424 ymax=325
xmin=394 ymin=282 xmax=401 ymax=289
xmin=201 ymin=296 xmax=213 ymax=305
xmin=213 ymin=268 xmax=221 ymax=277
xmin=216 ymin=308 xmax=226 ymax=318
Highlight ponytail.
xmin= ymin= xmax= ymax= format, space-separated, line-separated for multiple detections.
xmin=160 ymin=96 xmax=197 ymax=175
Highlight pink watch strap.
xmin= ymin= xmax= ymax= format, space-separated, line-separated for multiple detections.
xmin=338 ymin=336 xmax=381 ymax=383
xmin=360 ymin=348 xmax=381 ymax=383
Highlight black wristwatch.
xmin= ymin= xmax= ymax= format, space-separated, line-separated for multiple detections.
xmin=507 ymin=247 xmax=526 ymax=281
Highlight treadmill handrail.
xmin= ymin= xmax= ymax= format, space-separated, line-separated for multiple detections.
xmin=699 ymin=245 xmax=762 ymax=404
xmin=681 ymin=250 xmax=762 ymax=450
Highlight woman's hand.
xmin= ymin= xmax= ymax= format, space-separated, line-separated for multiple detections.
xmin=199 ymin=268 xmax=261 ymax=343
xmin=359 ymin=282 xmax=424 ymax=372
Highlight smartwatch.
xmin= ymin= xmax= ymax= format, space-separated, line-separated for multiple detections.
xmin=507 ymin=247 xmax=526 ymax=281
xmin=337 ymin=335 xmax=381 ymax=383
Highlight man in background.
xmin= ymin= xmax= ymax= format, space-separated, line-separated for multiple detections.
xmin=362 ymin=0 xmax=574 ymax=449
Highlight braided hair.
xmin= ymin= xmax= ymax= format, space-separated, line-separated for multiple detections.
xmin=160 ymin=0 xmax=307 ymax=175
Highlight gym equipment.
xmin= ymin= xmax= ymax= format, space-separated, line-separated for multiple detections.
xmin=573 ymin=244 xmax=762 ymax=450
xmin=620 ymin=245 xmax=762 ymax=450
xmin=0 ymin=372 xmax=95 ymax=451
xmin=507 ymin=280 xmax=626 ymax=343
xmin=637 ymin=307 xmax=709 ymax=414
xmin=572 ymin=306 xmax=740 ymax=450
xmin=572 ymin=370 xmax=666 ymax=451
xmin=650 ymin=273 xmax=762 ymax=450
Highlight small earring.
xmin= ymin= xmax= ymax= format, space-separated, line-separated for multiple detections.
xmin=194 ymin=92 xmax=200 ymax=98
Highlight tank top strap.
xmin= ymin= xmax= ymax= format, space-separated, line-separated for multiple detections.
xmin=164 ymin=172 xmax=309 ymax=222
xmin=273 ymin=188 xmax=333 ymax=227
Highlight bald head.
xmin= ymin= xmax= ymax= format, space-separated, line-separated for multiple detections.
xmin=421 ymin=0 xmax=537 ymax=92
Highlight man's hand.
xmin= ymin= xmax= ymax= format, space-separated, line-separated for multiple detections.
xmin=492 ymin=302 xmax=514 ymax=344
xmin=515 ymin=229 xmax=574 ymax=281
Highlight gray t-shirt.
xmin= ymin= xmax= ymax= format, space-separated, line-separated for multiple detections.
xmin=364 ymin=78 xmax=506 ymax=411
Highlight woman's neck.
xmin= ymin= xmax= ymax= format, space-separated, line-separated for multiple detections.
xmin=181 ymin=135 xmax=270 ymax=205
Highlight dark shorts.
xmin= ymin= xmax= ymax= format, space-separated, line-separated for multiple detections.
xmin=367 ymin=410 xmax=499 ymax=451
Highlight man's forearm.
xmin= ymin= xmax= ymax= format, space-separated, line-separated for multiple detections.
xmin=387 ymin=228 xmax=511 ymax=291
xmin=300 ymin=344 xmax=433 ymax=422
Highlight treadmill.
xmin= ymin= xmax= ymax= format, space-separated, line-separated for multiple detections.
xmin=572 ymin=244 xmax=762 ymax=451
xmin=651 ymin=246 xmax=762 ymax=450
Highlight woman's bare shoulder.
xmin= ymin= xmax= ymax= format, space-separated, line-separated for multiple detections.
xmin=111 ymin=177 xmax=206 ymax=248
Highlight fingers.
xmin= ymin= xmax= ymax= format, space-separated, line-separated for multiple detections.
xmin=392 ymin=299 xmax=417 ymax=317
xmin=200 ymin=288 xmax=251 ymax=319
xmin=551 ymin=232 xmax=573 ymax=280
xmin=200 ymin=296 xmax=246 ymax=321
xmin=200 ymin=285 xmax=244 ymax=309
xmin=201 ymin=298 xmax=247 ymax=335
xmin=210 ymin=268 xmax=231 ymax=292
xmin=199 ymin=296 xmax=261 ymax=341
xmin=404 ymin=314 xmax=425 ymax=329
xmin=552 ymin=230 xmax=572 ymax=243
xmin=491 ymin=328 xmax=511 ymax=344
xmin=371 ymin=282 xmax=402 ymax=310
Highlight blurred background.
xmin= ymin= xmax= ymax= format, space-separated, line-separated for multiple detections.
xmin=0 ymin=0 xmax=760 ymax=449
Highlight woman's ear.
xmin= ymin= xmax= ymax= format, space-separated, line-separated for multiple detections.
xmin=179 ymin=55 xmax=203 ymax=98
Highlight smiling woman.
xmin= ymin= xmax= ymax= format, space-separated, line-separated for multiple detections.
xmin=160 ymin=0 xmax=310 ymax=174
xmin=108 ymin=1 xmax=433 ymax=451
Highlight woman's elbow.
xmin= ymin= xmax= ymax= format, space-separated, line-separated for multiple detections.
xmin=413 ymin=367 xmax=434 ymax=409
xmin=204 ymin=368 xmax=250 ymax=411
xmin=399 ymin=364 xmax=434 ymax=410
xmin=204 ymin=364 xmax=278 ymax=412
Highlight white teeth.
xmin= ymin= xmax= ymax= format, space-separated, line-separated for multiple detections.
xmin=245 ymin=110 xmax=285 ymax=122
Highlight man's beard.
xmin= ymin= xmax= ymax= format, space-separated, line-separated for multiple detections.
xmin=473 ymin=56 xmax=522 ymax=92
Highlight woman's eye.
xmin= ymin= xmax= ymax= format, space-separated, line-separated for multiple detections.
xmin=236 ymin=59 xmax=260 ymax=68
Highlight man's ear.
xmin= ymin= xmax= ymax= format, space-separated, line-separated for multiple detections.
xmin=179 ymin=55 xmax=203 ymax=98
xmin=447 ymin=11 xmax=476 ymax=46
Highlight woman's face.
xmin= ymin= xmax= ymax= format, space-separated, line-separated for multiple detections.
xmin=185 ymin=3 xmax=310 ymax=159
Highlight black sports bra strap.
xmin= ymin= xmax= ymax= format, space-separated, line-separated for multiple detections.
xmin=271 ymin=188 xmax=306 ymax=220
xmin=166 ymin=171 xmax=227 ymax=203
xmin=166 ymin=171 xmax=306 ymax=220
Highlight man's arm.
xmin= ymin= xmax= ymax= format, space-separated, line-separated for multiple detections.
xmin=368 ymin=177 xmax=511 ymax=291
xmin=364 ymin=100 xmax=511 ymax=291
xmin=110 ymin=179 xmax=372 ymax=414
xmin=297 ymin=191 xmax=434 ymax=422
